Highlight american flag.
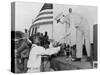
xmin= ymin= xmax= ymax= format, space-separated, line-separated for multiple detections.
xmin=29 ymin=3 xmax=53 ymax=36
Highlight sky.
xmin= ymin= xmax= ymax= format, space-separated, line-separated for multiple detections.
xmin=15 ymin=2 xmax=43 ymax=31
xmin=13 ymin=2 xmax=97 ymax=43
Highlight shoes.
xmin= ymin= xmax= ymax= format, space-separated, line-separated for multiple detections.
xmin=71 ymin=58 xmax=81 ymax=62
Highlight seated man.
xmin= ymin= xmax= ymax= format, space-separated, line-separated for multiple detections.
xmin=17 ymin=38 xmax=32 ymax=73
xmin=27 ymin=36 xmax=60 ymax=73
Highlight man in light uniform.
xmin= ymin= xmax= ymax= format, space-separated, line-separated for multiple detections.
xmin=56 ymin=8 xmax=91 ymax=61
xmin=67 ymin=8 xmax=91 ymax=61
xmin=27 ymin=36 xmax=60 ymax=73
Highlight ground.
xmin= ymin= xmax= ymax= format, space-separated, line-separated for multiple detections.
xmin=43 ymin=56 xmax=93 ymax=72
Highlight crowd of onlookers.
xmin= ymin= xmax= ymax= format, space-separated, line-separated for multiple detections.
xmin=29 ymin=32 xmax=50 ymax=49
xmin=12 ymin=30 xmax=77 ymax=73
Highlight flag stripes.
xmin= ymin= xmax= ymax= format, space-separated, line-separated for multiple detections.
xmin=29 ymin=3 xmax=53 ymax=36
xmin=34 ymin=16 xmax=53 ymax=23
xmin=36 ymin=11 xmax=53 ymax=17
xmin=34 ymin=21 xmax=53 ymax=26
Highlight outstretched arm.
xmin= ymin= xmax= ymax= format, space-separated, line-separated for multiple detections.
xmin=42 ymin=47 xmax=60 ymax=55
xmin=58 ymin=27 xmax=71 ymax=43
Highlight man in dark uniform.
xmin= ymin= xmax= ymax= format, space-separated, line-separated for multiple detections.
xmin=43 ymin=32 xmax=50 ymax=49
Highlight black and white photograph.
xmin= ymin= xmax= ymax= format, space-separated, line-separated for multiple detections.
xmin=11 ymin=2 xmax=98 ymax=73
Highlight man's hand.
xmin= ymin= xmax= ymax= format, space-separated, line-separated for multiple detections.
xmin=21 ymin=49 xmax=29 ymax=58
